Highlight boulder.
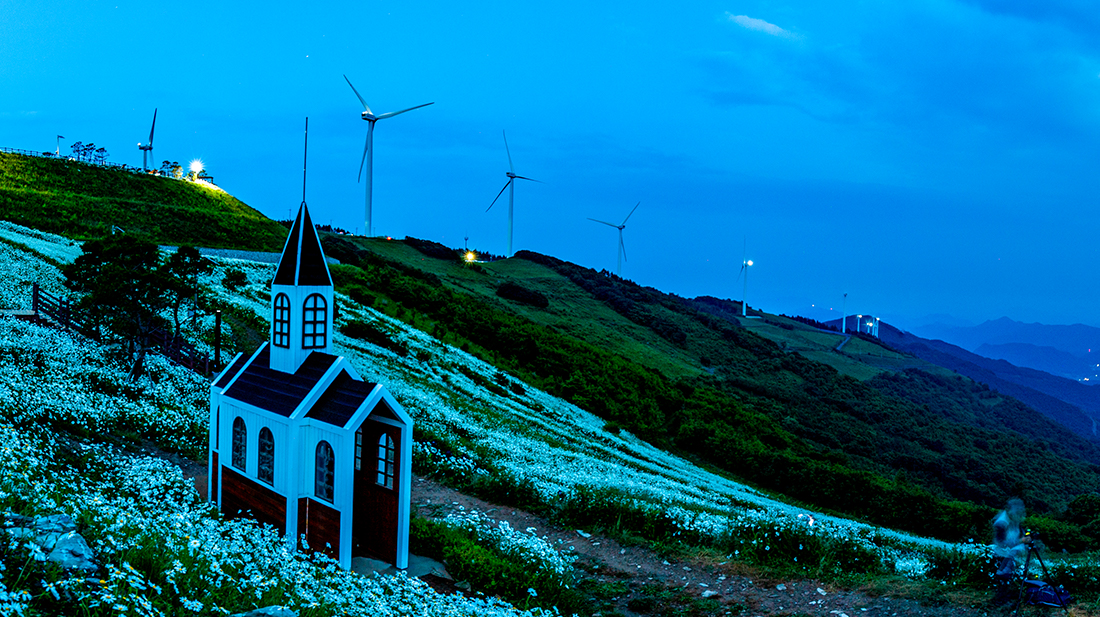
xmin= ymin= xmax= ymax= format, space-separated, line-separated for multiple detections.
xmin=46 ymin=532 xmax=98 ymax=574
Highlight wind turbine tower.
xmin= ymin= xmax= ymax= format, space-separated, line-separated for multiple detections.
xmin=588 ymin=202 xmax=639 ymax=277
xmin=344 ymin=75 xmax=433 ymax=237
xmin=487 ymin=131 xmax=540 ymax=256
xmin=740 ymin=258 xmax=753 ymax=317
xmin=841 ymin=293 xmax=848 ymax=334
xmin=137 ymin=109 xmax=156 ymax=171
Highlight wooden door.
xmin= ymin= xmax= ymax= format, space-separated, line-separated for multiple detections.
xmin=353 ymin=421 xmax=400 ymax=562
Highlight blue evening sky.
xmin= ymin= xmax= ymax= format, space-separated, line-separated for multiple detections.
xmin=3 ymin=1 xmax=1099 ymax=328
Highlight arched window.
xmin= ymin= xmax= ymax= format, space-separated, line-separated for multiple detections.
xmin=302 ymin=294 xmax=327 ymax=349
xmin=273 ymin=293 xmax=291 ymax=348
xmin=376 ymin=433 xmax=395 ymax=490
xmin=258 ymin=427 xmax=274 ymax=484
xmin=231 ymin=417 xmax=246 ymax=470
xmin=315 ymin=440 xmax=334 ymax=502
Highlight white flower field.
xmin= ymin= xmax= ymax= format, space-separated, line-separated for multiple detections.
xmin=0 ymin=220 xmax=1086 ymax=615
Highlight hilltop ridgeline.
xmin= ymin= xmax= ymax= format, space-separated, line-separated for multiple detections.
xmin=0 ymin=152 xmax=286 ymax=250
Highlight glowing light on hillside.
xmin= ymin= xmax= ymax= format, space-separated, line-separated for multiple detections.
xmin=465 ymin=251 xmax=477 ymax=263
xmin=189 ymin=159 xmax=204 ymax=174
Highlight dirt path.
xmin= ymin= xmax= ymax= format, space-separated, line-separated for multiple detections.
xmin=412 ymin=476 xmax=1003 ymax=617
xmin=178 ymin=457 xmax=1005 ymax=616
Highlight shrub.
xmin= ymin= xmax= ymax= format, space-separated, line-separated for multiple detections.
xmin=410 ymin=516 xmax=578 ymax=612
xmin=495 ymin=281 xmax=549 ymax=309
xmin=341 ymin=320 xmax=409 ymax=357
xmin=222 ymin=268 xmax=247 ymax=291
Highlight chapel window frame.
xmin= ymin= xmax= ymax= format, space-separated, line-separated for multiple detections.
xmin=273 ymin=293 xmax=291 ymax=348
xmin=376 ymin=433 xmax=395 ymax=490
xmin=231 ymin=417 xmax=247 ymax=471
xmin=302 ymin=294 xmax=327 ymax=349
xmin=315 ymin=440 xmax=335 ymax=503
xmin=257 ymin=427 xmax=274 ymax=485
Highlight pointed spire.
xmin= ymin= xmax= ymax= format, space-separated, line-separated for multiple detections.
xmin=273 ymin=203 xmax=332 ymax=287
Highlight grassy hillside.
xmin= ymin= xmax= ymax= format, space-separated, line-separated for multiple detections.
xmin=3 ymin=154 xmax=1100 ymax=545
xmin=317 ymin=236 xmax=1100 ymax=547
xmin=8 ymin=190 xmax=1100 ymax=612
xmin=0 ymin=152 xmax=286 ymax=250
xmin=0 ymin=221 xmax=1077 ymax=617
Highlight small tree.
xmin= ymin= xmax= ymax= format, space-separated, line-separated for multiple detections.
xmin=94 ymin=147 xmax=108 ymax=164
xmin=160 ymin=160 xmax=172 ymax=176
xmin=163 ymin=246 xmax=214 ymax=336
xmin=64 ymin=234 xmax=172 ymax=379
xmin=70 ymin=141 xmax=83 ymax=160
xmin=171 ymin=162 xmax=183 ymax=179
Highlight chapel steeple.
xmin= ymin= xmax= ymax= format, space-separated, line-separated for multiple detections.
xmin=269 ymin=202 xmax=333 ymax=374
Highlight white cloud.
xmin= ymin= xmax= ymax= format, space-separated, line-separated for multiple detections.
xmin=726 ymin=13 xmax=799 ymax=39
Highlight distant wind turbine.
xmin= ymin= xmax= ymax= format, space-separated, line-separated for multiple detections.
xmin=487 ymin=130 xmax=540 ymax=256
xmin=588 ymin=202 xmax=639 ymax=278
xmin=344 ymin=75 xmax=433 ymax=237
xmin=137 ymin=109 xmax=156 ymax=171
xmin=735 ymin=239 xmax=753 ymax=317
xmin=841 ymin=293 xmax=848 ymax=333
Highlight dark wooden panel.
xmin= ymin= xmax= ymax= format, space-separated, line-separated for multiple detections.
xmin=221 ymin=466 xmax=287 ymax=532
xmin=210 ymin=451 xmax=219 ymax=505
xmin=354 ymin=421 xmax=399 ymax=563
xmin=298 ymin=497 xmax=340 ymax=560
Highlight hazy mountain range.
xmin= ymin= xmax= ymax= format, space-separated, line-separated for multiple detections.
xmin=908 ymin=317 xmax=1100 ymax=383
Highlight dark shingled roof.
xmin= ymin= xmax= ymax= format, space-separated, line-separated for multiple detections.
xmin=307 ymin=370 xmax=379 ymax=428
xmin=273 ymin=203 xmax=332 ymax=287
xmin=214 ymin=352 xmax=250 ymax=389
xmin=223 ymin=346 xmax=339 ymax=416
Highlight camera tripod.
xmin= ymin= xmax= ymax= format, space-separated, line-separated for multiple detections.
xmin=1012 ymin=542 xmax=1069 ymax=615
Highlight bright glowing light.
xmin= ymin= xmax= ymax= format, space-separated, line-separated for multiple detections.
xmin=189 ymin=159 xmax=204 ymax=173
xmin=746 ymin=260 xmax=753 ymax=266
xmin=464 ymin=251 xmax=477 ymax=263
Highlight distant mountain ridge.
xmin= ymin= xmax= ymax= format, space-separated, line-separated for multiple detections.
xmin=975 ymin=342 xmax=1093 ymax=381
xmin=911 ymin=317 xmax=1100 ymax=381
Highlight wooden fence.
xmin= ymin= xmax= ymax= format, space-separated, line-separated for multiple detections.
xmin=31 ymin=283 xmax=212 ymax=376
xmin=1 ymin=146 xmax=172 ymax=177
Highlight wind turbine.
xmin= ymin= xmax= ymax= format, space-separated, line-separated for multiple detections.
xmin=487 ymin=130 xmax=540 ymax=256
xmin=344 ymin=75 xmax=433 ymax=237
xmin=588 ymin=202 xmax=639 ymax=278
xmin=137 ymin=109 xmax=156 ymax=171
xmin=842 ymin=292 xmax=848 ymax=333
xmin=735 ymin=239 xmax=752 ymax=317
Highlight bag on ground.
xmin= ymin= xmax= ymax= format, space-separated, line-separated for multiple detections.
xmin=1022 ymin=579 xmax=1072 ymax=607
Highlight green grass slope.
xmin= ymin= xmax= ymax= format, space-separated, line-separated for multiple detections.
xmin=4 ymin=155 xmax=1100 ymax=548
xmin=0 ymin=152 xmax=286 ymax=250
xmin=319 ymin=236 xmax=1100 ymax=547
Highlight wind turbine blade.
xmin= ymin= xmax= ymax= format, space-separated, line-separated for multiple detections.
xmin=513 ymin=175 xmax=543 ymax=183
xmin=620 ymin=234 xmax=628 ymax=262
xmin=621 ymin=201 xmax=640 ymax=225
xmin=587 ymin=218 xmax=618 ymax=228
xmin=503 ymin=130 xmax=515 ymax=174
xmin=343 ymin=75 xmax=373 ymax=114
xmin=148 ymin=108 xmax=157 ymax=144
xmin=376 ymin=102 xmax=434 ymax=119
xmin=358 ymin=134 xmax=369 ymax=182
xmin=487 ymin=180 xmax=512 ymax=211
